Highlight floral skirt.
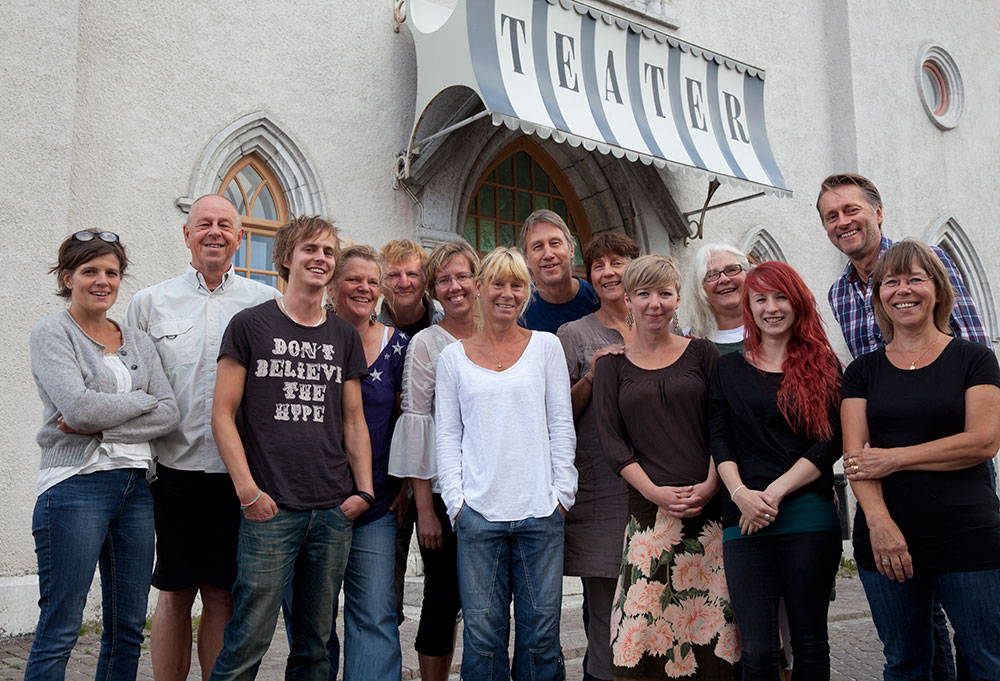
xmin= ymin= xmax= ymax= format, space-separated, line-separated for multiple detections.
xmin=610 ymin=489 xmax=741 ymax=680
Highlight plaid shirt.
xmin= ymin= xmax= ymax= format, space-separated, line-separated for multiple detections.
xmin=828 ymin=235 xmax=992 ymax=359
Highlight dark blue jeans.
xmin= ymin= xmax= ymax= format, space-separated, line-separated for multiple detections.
xmin=859 ymin=566 xmax=1000 ymax=681
xmin=456 ymin=506 xmax=565 ymax=681
xmin=26 ymin=469 xmax=154 ymax=681
xmin=209 ymin=507 xmax=352 ymax=681
xmin=723 ymin=530 xmax=841 ymax=681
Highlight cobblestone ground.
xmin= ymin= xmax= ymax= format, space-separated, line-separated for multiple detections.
xmin=0 ymin=576 xmax=886 ymax=680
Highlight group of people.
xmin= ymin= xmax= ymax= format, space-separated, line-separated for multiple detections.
xmin=25 ymin=172 xmax=1000 ymax=681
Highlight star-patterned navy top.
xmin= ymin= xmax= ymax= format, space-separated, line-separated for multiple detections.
xmin=355 ymin=325 xmax=409 ymax=527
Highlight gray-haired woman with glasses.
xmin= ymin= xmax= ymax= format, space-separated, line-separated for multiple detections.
xmin=685 ymin=243 xmax=751 ymax=355
xmin=26 ymin=230 xmax=178 ymax=679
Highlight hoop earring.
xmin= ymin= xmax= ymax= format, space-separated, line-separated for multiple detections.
xmin=626 ymin=310 xmax=634 ymax=330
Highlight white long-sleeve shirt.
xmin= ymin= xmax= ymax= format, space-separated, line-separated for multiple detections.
xmin=435 ymin=331 xmax=577 ymax=525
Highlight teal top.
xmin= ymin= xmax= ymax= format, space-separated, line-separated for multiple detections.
xmin=723 ymin=491 xmax=841 ymax=542
xmin=714 ymin=339 xmax=743 ymax=356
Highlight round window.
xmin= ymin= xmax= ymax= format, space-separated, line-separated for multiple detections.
xmin=917 ymin=44 xmax=963 ymax=129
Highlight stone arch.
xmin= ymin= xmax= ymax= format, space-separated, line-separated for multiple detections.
xmin=926 ymin=215 xmax=998 ymax=340
xmin=742 ymin=225 xmax=786 ymax=264
xmin=178 ymin=111 xmax=326 ymax=217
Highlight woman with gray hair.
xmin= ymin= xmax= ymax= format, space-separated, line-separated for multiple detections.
xmin=685 ymin=243 xmax=751 ymax=355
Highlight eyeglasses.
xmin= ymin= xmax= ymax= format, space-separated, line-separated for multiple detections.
xmin=880 ymin=275 xmax=932 ymax=290
xmin=435 ymin=273 xmax=473 ymax=288
xmin=703 ymin=263 xmax=744 ymax=282
xmin=72 ymin=231 xmax=119 ymax=243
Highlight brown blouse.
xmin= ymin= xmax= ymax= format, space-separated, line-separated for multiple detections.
xmin=557 ymin=314 xmax=629 ymax=578
xmin=593 ymin=338 xmax=719 ymax=487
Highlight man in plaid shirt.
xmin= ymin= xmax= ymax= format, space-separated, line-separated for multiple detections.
xmin=818 ymin=172 xmax=992 ymax=681
xmin=818 ymin=173 xmax=991 ymax=357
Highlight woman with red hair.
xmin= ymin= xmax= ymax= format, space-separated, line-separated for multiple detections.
xmin=709 ymin=261 xmax=843 ymax=680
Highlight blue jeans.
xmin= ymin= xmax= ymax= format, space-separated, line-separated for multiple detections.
xmin=859 ymin=566 xmax=1000 ymax=681
xmin=326 ymin=510 xmax=402 ymax=681
xmin=26 ymin=469 xmax=154 ymax=681
xmin=723 ymin=531 xmax=841 ymax=680
xmin=456 ymin=506 xmax=565 ymax=681
xmin=210 ymin=507 xmax=352 ymax=681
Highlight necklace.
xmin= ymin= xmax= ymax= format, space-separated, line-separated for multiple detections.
xmin=490 ymin=342 xmax=504 ymax=370
xmin=278 ymin=297 xmax=325 ymax=327
xmin=889 ymin=337 xmax=941 ymax=370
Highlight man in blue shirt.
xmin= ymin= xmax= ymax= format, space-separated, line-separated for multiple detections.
xmin=519 ymin=209 xmax=600 ymax=333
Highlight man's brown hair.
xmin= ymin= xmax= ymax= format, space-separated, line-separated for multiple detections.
xmin=273 ymin=216 xmax=340 ymax=282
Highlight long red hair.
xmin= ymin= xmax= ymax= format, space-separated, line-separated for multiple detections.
xmin=742 ymin=262 xmax=842 ymax=440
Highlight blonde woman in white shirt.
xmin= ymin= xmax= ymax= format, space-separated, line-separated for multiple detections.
xmin=387 ymin=240 xmax=479 ymax=681
xmin=435 ymin=246 xmax=577 ymax=681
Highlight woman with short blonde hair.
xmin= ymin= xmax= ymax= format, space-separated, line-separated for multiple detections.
xmin=435 ymin=247 xmax=577 ymax=680
xmin=594 ymin=254 xmax=740 ymax=680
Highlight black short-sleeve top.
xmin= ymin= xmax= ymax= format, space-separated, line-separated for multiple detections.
xmin=842 ymin=338 xmax=1000 ymax=574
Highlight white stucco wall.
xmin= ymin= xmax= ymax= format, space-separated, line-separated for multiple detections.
xmin=2 ymin=0 xmax=997 ymax=634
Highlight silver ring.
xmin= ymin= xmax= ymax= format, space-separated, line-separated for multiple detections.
xmin=881 ymin=558 xmax=891 ymax=565
xmin=763 ymin=513 xmax=772 ymax=521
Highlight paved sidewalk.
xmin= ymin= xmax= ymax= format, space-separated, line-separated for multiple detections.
xmin=0 ymin=576 xmax=883 ymax=680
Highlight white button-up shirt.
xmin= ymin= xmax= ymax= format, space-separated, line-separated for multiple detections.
xmin=126 ymin=265 xmax=280 ymax=473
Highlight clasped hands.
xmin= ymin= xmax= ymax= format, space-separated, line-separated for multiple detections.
xmin=732 ymin=485 xmax=781 ymax=536
xmin=649 ymin=479 xmax=716 ymax=519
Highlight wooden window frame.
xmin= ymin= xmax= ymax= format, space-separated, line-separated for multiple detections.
xmin=218 ymin=153 xmax=288 ymax=291
xmin=465 ymin=137 xmax=593 ymax=270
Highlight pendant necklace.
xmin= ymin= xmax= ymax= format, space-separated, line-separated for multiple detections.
xmin=891 ymin=337 xmax=939 ymax=370
xmin=279 ymin=297 xmax=325 ymax=327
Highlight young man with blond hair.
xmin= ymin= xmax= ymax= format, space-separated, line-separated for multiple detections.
xmin=376 ymin=239 xmax=444 ymax=336
xmin=209 ymin=215 xmax=374 ymax=680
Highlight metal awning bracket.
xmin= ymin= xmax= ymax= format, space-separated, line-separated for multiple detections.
xmin=681 ymin=180 xmax=765 ymax=245
xmin=394 ymin=109 xmax=490 ymax=189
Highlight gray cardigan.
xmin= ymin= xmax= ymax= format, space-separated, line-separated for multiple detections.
xmin=30 ymin=310 xmax=180 ymax=469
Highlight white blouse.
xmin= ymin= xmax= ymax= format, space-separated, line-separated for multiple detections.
xmin=387 ymin=324 xmax=457 ymax=492
xmin=434 ymin=331 xmax=577 ymax=525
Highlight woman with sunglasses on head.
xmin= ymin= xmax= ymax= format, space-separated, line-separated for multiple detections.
xmin=685 ymin=243 xmax=751 ymax=355
xmin=709 ymin=261 xmax=843 ymax=680
xmin=842 ymin=240 xmax=1000 ymax=679
xmin=555 ymin=232 xmax=638 ymax=681
xmin=387 ymin=241 xmax=479 ymax=681
xmin=593 ymin=254 xmax=739 ymax=681
xmin=435 ymin=247 xmax=576 ymax=681
xmin=26 ymin=230 xmax=178 ymax=679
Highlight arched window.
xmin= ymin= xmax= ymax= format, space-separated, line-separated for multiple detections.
xmin=219 ymin=153 xmax=288 ymax=289
xmin=742 ymin=226 xmax=786 ymax=265
xmin=928 ymin=216 xmax=998 ymax=341
xmin=464 ymin=138 xmax=592 ymax=268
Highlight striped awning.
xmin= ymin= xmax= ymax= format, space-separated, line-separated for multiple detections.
xmin=401 ymin=0 xmax=790 ymax=197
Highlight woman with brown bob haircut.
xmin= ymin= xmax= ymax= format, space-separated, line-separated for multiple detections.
xmin=26 ymin=230 xmax=178 ymax=677
xmin=842 ymin=239 xmax=1000 ymax=678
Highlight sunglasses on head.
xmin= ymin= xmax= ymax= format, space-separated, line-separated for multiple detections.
xmin=72 ymin=231 xmax=119 ymax=243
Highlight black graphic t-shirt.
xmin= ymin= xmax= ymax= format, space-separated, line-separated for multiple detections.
xmin=220 ymin=300 xmax=368 ymax=510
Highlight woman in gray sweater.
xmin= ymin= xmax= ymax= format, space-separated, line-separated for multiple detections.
xmin=26 ymin=230 xmax=178 ymax=680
